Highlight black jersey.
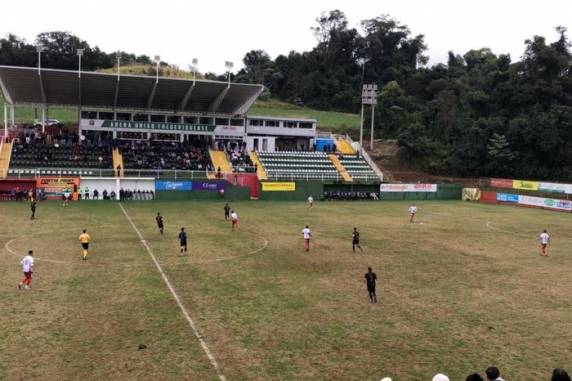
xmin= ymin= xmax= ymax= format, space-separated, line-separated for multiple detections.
xmin=156 ymin=215 xmax=164 ymax=227
xmin=352 ymin=231 xmax=360 ymax=243
xmin=178 ymin=231 xmax=187 ymax=243
xmin=364 ymin=272 xmax=377 ymax=288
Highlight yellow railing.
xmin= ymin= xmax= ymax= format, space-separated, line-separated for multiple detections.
xmin=335 ymin=139 xmax=355 ymax=155
xmin=249 ymin=151 xmax=268 ymax=180
xmin=328 ymin=154 xmax=352 ymax=182
xmin=112 ymin=147 xmax=124 ymax=177
xmin=0 ymin=141 xmax=13 ymax=179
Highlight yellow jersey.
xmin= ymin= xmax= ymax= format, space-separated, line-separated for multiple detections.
xmin=79 ymin=233 xmax=91 ymax=243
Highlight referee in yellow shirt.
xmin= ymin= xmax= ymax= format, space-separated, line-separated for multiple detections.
xmin=79 ymin=229 xmax=91 ymax=260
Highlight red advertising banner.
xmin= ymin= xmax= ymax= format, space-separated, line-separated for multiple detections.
xmin=490 ymin=178 xmax=513 ymax=189
xmin=36 ymin=177 xmax=80 ymax=200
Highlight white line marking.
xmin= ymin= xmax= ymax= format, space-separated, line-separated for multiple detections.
xmin=119 ymin=203 xmax=227 ymax=381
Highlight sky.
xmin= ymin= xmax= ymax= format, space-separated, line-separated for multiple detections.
xmin=1 ymin=0 xmax=571 ymax=73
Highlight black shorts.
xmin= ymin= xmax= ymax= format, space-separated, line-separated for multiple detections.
xmin=353 ymin=239 xmax=360 ymax=245
xmin=367 ymin=285 xmax=376 ymax=293
xmin=82 ymin=243 xmax=89 ymax=250
xmin=157 ymin=223 xmax=164 ymax=229
xmin=180 ymin=241 xmax=187 ymax=247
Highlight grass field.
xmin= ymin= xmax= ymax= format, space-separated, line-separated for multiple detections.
xmin=1 ymin=200 xmax=571 ymax=380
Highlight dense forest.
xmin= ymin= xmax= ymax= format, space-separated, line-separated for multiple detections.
xmin=1 ymin=11 xmax=571 ymax=180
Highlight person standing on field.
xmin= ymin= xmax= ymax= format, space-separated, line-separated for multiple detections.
xmin=156 ymin=212 xmax=164 ymax=235
xmin=539 ymin=229 xmax=550 ymax=257
xmin=30 ymin=199 xmax=37 ymax=220
xmin=230 ymin=210 xmax=239 ymax=229
xmin=179 ymin=227 xmax=188 ymax=255
xmin=364 ymin=267 xmax=377 ymax=303
xmin=79 ymin=229 xmax=91 ymax=260
xmin=352 ymin=227 xmax=363 ymax=252
xmin=224 ymin=203 xmax=231 ymax=220
xmin=302 ymin=225 xmax=311 ymax=252
xmin=307 ymin=195 xmax=314 ymax=208
xmin=18 ymin=250 xmax=34 ymax=290
xmin=408 ymin=204 xmax=418 ymax=223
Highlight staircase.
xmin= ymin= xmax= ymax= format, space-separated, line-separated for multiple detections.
xmin=328 ymin=154 xmax=352 ymax=182
xmin=249 ymin=151 xmax=268 ymax=180
xmin=209 ymin=150 xmax=233 ymax=179
xmin=0 ymin=141 xmax=12 ymax=178
xmin=112 ymin=147 xmax=124 ymax=177
xmin=335 ymin=139 xmax=355 ymax=155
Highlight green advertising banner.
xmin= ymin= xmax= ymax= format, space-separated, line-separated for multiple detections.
xmin=102 ymin=120 xmax=215 ymax=132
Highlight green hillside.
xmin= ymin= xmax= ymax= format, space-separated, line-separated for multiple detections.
xmin=1 ymin=94 xmax=358 ymax=132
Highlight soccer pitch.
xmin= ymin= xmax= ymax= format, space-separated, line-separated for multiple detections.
xmin=0 ymin=200 xmax=571 ymax=380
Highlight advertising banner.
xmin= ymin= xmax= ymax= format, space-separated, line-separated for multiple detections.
xmin=36 ymin=177 xmax=80 ymax=200
xmin=538 ymin=182 xmax=568 ymax=194
xmin=155 ymin=180 xmax=193 ymax=191
xmin=496 ymin=193 xmax=519 ymax=203
xmin=512 ymin=180 xmax=539 ymax=191
xmin=192 ymin=180 xmax=227 ymax=191
xmin=379 ymin=184 xmax=438 ymax=192
xmin=518 ymin=195 xmax=572 ymax=211
xmin=490 ymin=178 xmax=513 ymax=189
xmin=262 ymin=182 xmax=296 ymax=192
xmin=101 ymin=120 xmax=215 ymax=133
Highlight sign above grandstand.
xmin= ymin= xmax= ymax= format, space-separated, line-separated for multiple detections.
xmin=101 ymin=120 xmax=215 ymax=132
xmin=380 ymin=184 xmax=437 ymax=192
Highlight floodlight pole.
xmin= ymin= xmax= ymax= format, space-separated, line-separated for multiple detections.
xmin=359 ymin=103 xmax=364 ymax=148
xmin=225 ymin=61 xmax=234 ymax=88
xmin=192 ymin=58 xmax=198 ymax=85
xmin=370 ymin=104 xmax=375 ymax=151
xmin=154 ymin=55 xmax=161 ymax=84
xmin=77 ymin=49 xmax=84 ymax=78
xmin=3 ymin=102 xmax=7 ymax=140
xmin=116 ymin=51 xmax=121 ymax=80
xmin=36 ymin=45 xmax=43 ymax=76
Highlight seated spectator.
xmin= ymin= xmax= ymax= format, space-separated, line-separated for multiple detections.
xmin=486 ymin=367 xmax=505 ymax=381
xmin=110 ymin=190 xmax=116 ymax=200
xmin=93 ymin=189 xmax=99 ymax=200
xmin=466 ymin=374 xmax=484 ymax=381
xmin=553 ymin=369 xmax=571 ymax=381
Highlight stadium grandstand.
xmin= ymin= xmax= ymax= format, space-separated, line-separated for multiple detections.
xmin=0 ymin=65 xmax=382 ymax=199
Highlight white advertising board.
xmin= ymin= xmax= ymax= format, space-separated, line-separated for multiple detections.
xmin=518 ymin=195 xmax=572 ymax=211
xmin=380 ymin=184 xmax=437 ymax=192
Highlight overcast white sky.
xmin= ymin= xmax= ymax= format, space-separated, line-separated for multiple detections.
xmin=2 ymin=0 xmax=571 ymax=73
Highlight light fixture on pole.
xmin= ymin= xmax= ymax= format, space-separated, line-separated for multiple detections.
xmin=225 ymin=61 xmax=234 ymax=87
xmin=360 ymin=83 xmax=378 ymax=150
xmin=77 ymin=49 xmax=84 ymax=78
xmin=36 ymin=45 xmax=45 ymax=76
xmin=357 ymin=57 xmax=369 ymax=85
xmin=154 ymin=55 xmax=161 ymax=83
xmin=191 ymin=58 xmax=198 ymax=84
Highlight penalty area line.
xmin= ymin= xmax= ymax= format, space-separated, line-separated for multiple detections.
xmin=118 ymin=203 xmax=227 ymax=381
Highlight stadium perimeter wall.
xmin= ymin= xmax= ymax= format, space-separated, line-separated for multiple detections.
xmin=155 ymin=185 xmax=251 ymax=201
xmin=379 ymin=184 xmax=462 ymax=201
xmin=258 ymin=181 xmax=323 ymax=201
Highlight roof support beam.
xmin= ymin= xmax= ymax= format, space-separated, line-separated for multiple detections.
xmin=146 ymin=82 xmax=158 ymax=110
xmin=0 ymin=77 xmax=13 ymax=105
xmin=38 ymin=71 xmax=47 ymax=105
xmin=178 ymin=83 xmax=195 ymax=111
xmin=208 ymin=86 xmax=230 ymax=113
xmin=233 ymin=86 xmax=265 ymax=115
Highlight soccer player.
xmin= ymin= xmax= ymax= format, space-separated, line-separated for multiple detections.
xmin=18 ymin=250 xmax=34 ymax=290
xmin=178 ymin=227 xmax=188 ymax=255
xmin=30 ymin=199 xmax=37 ymax=220
xmin=156 ymin=212 xmax=164 ymax=235
xmin=539 ymin=229 xmax=550 ymax=257
xmin=302 ymin=225 xmax=311 ymax=252
xmin=408 ymin=204 xmax=418 ymax=223
xmin=352 ymin=227 xmax=363 ymax=252
xmin=79 ymin=229 xmax=91 ymax=260
xmin=63 ymin=187 xmax=71 ymax=206
xmin=307 ymin=195 xmax=314 ymax=208
xmin=230 ymin=210 xmax=239 ymax=229
xmin=364 ymin=267 xmax=377 ymax=303
xmin=224 ymin=203 xmax=231 ymax=220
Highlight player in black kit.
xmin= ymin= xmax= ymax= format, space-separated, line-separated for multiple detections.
xmin=352 ymin=227 xmax=363 ymax=252
xmin=156 ymin=212 xmax=164 ymax=234
xmin=178 ymin=227 xmax=187 ymax=254
xmin=364 ymin=267 xmax=377 ymax=303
